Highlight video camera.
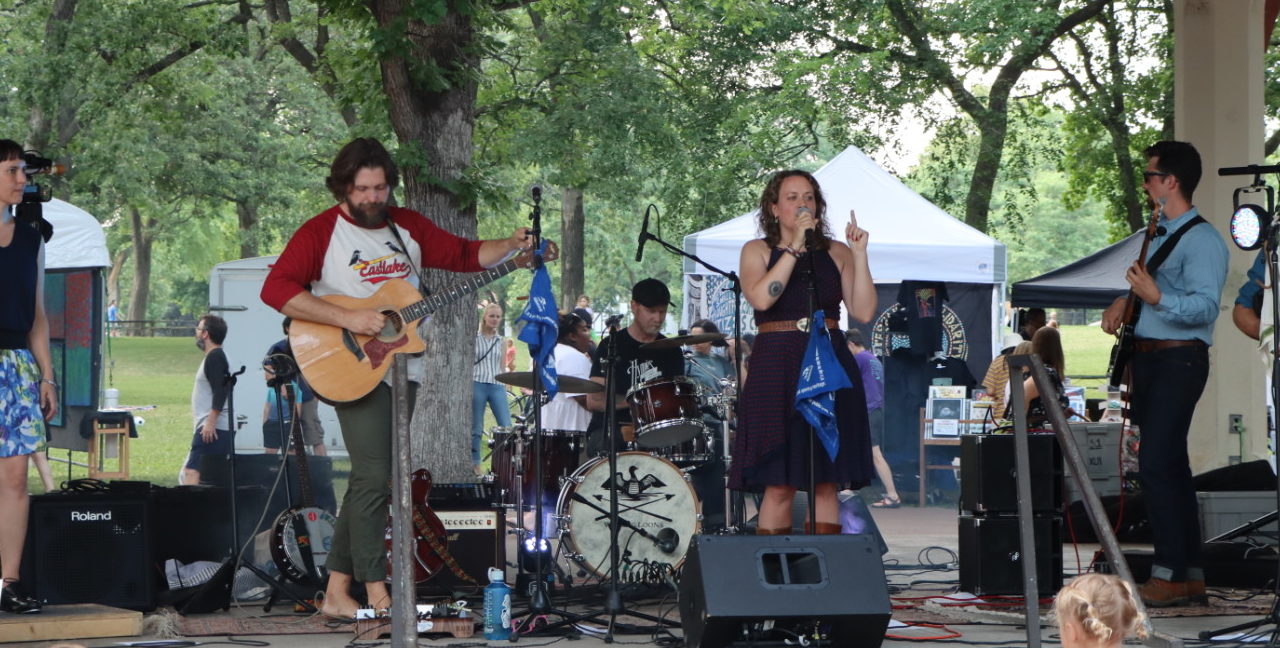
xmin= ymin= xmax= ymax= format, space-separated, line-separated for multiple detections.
xmin=14 ymin=151 xmax=65 ymax=243
xmin=21 ymin=151 xmax=64 ymax=204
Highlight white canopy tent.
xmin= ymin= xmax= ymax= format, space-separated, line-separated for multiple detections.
xmin=43 ymin=198 xmax=110 ymax=270
xmin=681 ymin=145 xmax=1007 ymax=356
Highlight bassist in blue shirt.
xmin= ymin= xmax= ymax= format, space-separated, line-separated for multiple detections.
xmin=1101 ymin=140 xmax=1229 ymax=607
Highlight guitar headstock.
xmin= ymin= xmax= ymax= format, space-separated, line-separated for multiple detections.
xmin=514 ymin=240 xmax=559 ymax=269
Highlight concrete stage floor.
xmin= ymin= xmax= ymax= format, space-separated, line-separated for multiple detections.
xmin=7 ymin=504 xmax=1275 ymax=647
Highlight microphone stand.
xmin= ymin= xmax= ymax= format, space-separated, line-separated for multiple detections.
xmin=801 ymin=230 xmax=820 ymax=533
xmin=637 ymin=228 xmax=745 ymax=531
xmin=179 ymin=366 xmax=316 ymax=615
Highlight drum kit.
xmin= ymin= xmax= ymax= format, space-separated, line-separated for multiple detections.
xmin=490 ymin=331 xmax=737 ymax=584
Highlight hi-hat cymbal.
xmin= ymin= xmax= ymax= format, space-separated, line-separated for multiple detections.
xmin=495 ymin=371 xmax=603 ymax=394
xmin=640 ymin=332 xmax=726 ymax=350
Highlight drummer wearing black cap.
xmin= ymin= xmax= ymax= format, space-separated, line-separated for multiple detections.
xmin=584 ymin=278 xmax=684 ymax=456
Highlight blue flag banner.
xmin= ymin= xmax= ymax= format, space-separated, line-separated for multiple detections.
xmin=517 ymin=242 xmax=559 ymax=401
xmin=794 ymin=309 xmax=853 ymax=462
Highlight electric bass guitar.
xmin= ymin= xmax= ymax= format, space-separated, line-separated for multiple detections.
xmin=1106 ymin=200 xmax=1164 ymax=387
xmin=290 ymin=249 xmax=547 ymax=403
xmin=269 ymin=389 xmax=337 ymax=588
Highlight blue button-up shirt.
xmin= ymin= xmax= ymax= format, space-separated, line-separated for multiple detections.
xmin=1134 ymin=207 xmax=1228 ymax=345
xmin=1235 ymin=249 xmax=1266 ymax=308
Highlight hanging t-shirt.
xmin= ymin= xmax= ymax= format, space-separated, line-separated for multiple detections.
xmin=896 ymin=280 xmax=949 ymax=357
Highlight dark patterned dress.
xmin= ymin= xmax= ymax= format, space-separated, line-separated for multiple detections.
xmin=728 ymin=246 xmax=873 ymax=492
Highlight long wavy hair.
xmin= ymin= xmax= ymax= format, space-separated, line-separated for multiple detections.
xmin=758 ymin=169 xmax=832 ymax=251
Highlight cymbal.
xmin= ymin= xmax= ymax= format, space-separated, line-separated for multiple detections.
xmin=640 ymin=332 xmax=726 ymax=350
xmin=495 ymin=371 xmax=604 ymax=394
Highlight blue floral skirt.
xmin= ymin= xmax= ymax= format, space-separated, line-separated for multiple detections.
xmin=0 ymin=349 xmax=46 ymax=458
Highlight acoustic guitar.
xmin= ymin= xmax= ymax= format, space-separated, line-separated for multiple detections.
xmin=269 ymin=387 xmax=337 ymax=587
xmin=290 ymin=251 xmax=543 ymax=403
xmin=1106 ymin=200 xmax=1164 ymax=388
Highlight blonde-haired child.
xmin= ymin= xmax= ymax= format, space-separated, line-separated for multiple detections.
xmin=1054 ymin=573 xmax=1149 ymax=647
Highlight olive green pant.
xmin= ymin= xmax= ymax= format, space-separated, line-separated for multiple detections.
xmin=325 ymin=381 xmax=417 ymax=583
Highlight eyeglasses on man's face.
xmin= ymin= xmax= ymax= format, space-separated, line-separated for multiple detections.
xmin=1143 ymin=171 xmax=1170 ymax=180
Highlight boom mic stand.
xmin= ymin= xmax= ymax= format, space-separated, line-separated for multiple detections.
xmin=800 ymin=229 xmax=820 ymax=532
xmin=637 ymin=220 xmax=746 ymax=530
xmin=179 ymin=366 xmax=316 ymax=615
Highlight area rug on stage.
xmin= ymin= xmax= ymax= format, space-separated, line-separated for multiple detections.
xmin=176 ymin=613 xmax=352 ymax=636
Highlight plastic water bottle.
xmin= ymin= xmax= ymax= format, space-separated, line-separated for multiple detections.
xmin=483 ymin=567 xmax=512 ymax=640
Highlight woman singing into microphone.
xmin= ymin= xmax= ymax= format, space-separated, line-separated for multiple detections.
xmin=728 ymin=169 xmax=876 ymax=535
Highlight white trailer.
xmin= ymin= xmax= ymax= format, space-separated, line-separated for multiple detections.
xmin=208 ymin=256 xmax=345 ymax=454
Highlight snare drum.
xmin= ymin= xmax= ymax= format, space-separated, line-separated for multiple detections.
xmin=627 ymin=376 xmax=705 ymax=448
xmin=556 ymin=452 xmax=700 ymax=579
xmin=492 ymin=427 xmax=582 ymax=508
xmin=657 ymin=432 xmax=715 ymax=466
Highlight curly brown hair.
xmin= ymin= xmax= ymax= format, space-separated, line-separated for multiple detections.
xmin=325 ymin=138 xmax=400 ymax=202
xmin=757 ymin=170 xmax=832 ymax=251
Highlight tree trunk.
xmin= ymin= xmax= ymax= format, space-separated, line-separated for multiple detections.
xmin=963 ymin=111 xmax=1008 ymax=232
xmin=560 ymin=186 xmax=585 ymax=308
xmin=127 ymin=207 xmax=154 ymax=336
xmin=236 ymin=201 xmax=259 ymax=258
xmin=370 ymin=0 xmax=479 ymax=482
xmin=107 ymin=246 xmax=130 ymax=308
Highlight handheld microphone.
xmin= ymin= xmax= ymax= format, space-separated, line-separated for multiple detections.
xmin=635 ymin=205 xmax=652 ymax=263
xmin=797 ymin=206 xmax=817 ymax=250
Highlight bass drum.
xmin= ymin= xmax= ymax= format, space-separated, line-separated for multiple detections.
xmin=556 ymin=452 xmax=700 ymax=580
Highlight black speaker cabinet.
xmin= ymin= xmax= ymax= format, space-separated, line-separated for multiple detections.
xmin=678 ymin=534 xmax=890 ymax=648
xmin=198 ymin=453 xmax=338 ymax=514
xmin=959 ymin=433 xmax=1063 ymax=514
xmin=958 ymin=514 xmax=1063 ymax=596
xmin=21 ymin=491 xmax=156 ymax=610
xmin=414 ymin=508 xmax=505 ymax=596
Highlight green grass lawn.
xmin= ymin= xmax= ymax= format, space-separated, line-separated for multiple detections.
xmin=38 ymin=335 xmax=533 ymax=492
xmin=1056 ymin=323 xmax=1119 ymax=400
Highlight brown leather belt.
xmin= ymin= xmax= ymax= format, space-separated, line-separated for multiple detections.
xmin=1134 ymin=338 xmax=1206 ymax=353
xmin=757 ymin=317 xmax=839 ymax=334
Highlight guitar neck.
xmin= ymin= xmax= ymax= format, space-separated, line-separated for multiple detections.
xmin=399 ymin=259 xmax=522 ymax=325
xmin=283 ymin=386 xmax=315 ymax=507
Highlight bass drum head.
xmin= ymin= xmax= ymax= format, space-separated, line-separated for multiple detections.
xmin=557 ymin=451 xmax=700 ymax=580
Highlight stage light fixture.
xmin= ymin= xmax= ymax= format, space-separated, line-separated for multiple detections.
xmin=1230 ymin=184 xmax=1274 ymax=251
xmin=519 ymin=534 xmax=551 ymax=572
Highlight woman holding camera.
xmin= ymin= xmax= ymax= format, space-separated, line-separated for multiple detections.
xmin=0 ymin=139 xmax=57 ymax=614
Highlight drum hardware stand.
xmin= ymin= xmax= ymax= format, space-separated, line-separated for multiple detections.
xmin=179 ymin=366 xmax=316 ymax=616
xmin=637 ymin=211 xmax=746 ymax=531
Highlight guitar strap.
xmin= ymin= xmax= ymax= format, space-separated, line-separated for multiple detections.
xmin=384 ymin=213 xmax=434 ymax=299
xmin=410 ymin=506 xmax=481 ymax=587
xmin=1128 ymin=215 xmax=1207 ymax=327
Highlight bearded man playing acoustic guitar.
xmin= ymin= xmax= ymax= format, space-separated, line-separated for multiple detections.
xmin=261 ymin=138 xmax=539 ymax=619
xmin=1100 ymin=140 xmax=1227 ymax=607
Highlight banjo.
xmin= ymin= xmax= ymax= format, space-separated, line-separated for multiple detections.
xmin=269 ymin=383 xmax=336 ymax=587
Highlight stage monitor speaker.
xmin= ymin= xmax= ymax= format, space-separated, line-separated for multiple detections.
xmin=678 ymin=534 xmax=890 ymax=648
xmin=958 ymin=514 xmax=1063 ymax=596
xmin=415 ymin=508 xmax=506 ymax=596
xmin=21 ymin=491 xmax=156 ymax=611
xmin=959 ymin=433 xmax=1062 ymax=515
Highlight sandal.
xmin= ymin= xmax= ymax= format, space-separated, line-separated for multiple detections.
xmin=870 ymin=495 xmax=901 ymax=509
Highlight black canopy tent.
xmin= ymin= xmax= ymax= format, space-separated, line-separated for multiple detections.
xmin=1009 ymin=231 xmax=1141 ymax=308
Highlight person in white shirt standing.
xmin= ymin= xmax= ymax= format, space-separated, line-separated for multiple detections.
xmin=540 ymin=311 xmax=593 ymax=433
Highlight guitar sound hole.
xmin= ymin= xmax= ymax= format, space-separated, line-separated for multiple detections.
xmin=379 ymin=310 xmax=402 ymax=338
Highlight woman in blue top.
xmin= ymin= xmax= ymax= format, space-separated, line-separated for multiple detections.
xmin=0 ymin=140 xmax=56 ymax=614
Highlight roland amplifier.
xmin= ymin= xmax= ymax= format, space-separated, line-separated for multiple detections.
xmin=415 ymin=508 xmax=505 ymax=597
xmin=21 ymin=490 xmax=157 ymax=611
